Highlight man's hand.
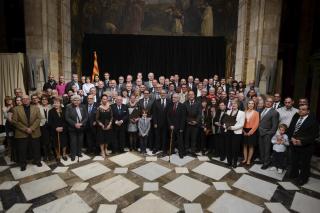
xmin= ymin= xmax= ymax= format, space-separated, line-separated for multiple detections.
xmin=56 ymin=127 xmax=63 ymax=132
xmin=26 ymin=128 xmax=32 ymax=134
xmin=75 ymin=123 xmax=82 ymax=129
xmin=154 ymin=124 xmax=158 ymax=128
xmin=170 ymin=125 xmax=174 ymax=130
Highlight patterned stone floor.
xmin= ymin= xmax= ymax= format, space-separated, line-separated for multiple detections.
xmin=0 ymin=150 xmax=320 ymax=213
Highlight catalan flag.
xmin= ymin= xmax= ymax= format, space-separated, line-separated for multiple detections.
xmin=91 ymin=51 xmax=100 ymax=81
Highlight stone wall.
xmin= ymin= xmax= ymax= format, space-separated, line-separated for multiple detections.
xmin=235 ymin=0 xmax=282 ymax=94
xmin=24 ymin=0 xmax=71 ymax=91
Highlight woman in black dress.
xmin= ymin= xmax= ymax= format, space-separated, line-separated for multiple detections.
xmin=48 ymin=97 xmax=68 ymax=161
xmin=96 ymin=94 xmax=113 ymax=158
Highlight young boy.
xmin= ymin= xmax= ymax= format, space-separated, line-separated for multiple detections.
xmin=270 ymin=124 xmax=289 ymax=173
xmin=138 ymin=110 xmax=151 ymax=154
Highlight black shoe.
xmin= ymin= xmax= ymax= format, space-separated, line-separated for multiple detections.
xmin=20 ymin=164 xmax=27 ymax=171
xmin=71 ymin=157 xmax=75 ymax=161
xmin=190 ymin=153 xmax=197 ymax=157
xmin=78 ymin=154 xmax=83 ymax=158
xmin=62 ymin=156 xmax=68 ymax=161
xmin=261 ymin=164 xmax=268 ymax=170
xmin=227 ymin=162 xmax=232 ymax=167
xmin=179 ymin=154 xmax=184 ymax=159
xmin=36 ymin=162 xmax=42 ymax=167
xmin=296 ymin=178 xmax=308 ymax=186
xmin=152 ymin=150 xmax=157 ymax=155
xmin=232 ymin=163 xmax=237 ymax=168
xmin=220 ymin=157 xmax=226 ymax=161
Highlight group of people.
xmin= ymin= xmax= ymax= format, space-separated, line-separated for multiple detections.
xmin=2 ymin=72 xmax=319 ymax=186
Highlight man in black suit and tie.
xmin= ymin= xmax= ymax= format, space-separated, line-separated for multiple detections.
xmin=138 ymin=90 xmax=154 ymax=116
xmin=103 ymin=72 xmax=110 ymax=88
xmin=273 ymin=93 xmax=283 ymax=109
xmin=138 ymin=90 xmax=155 ymax=149
xmin=187 ymin=76 xmax=197 ymax=94
xmin=184 ymin=91 xmax=201 ymax=156
xmin=65 ymin=95 xmax=88 ymax=161
xmin=152 ymin=89 xmax=171 ymax=155
xmin=259 ymin=96 xmax=279 ymax=169
xmin=96 ymin=81 xmax=105 ymax=104
xmin=65 ymin=74 xmax=81 ymax=94
xmin=167 ymin=93 xmax=186 ymax=158
xmin=111 ymin=96 xmax=129 ymax=153
xmin=85 ymin=95 xmax=98 ymax=154
xmin=287 ymin=104 xmax=319 ymax=185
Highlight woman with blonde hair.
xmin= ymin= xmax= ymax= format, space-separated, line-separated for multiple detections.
xmin=96 ymin=94 xmax=113 ymax=158
xmin=242 ymin=100 xmax=260 ymax=165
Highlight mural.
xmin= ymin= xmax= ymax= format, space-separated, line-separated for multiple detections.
xmin=71 ymin=0 xmax=239 ymax=76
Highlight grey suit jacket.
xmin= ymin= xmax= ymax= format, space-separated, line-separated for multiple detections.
xmin=138 ymin=117 xmax=151 ymax=136
xmin=259 ymin=108 xmax=279 ymax=136
xmin=65 ymin=104 xmax=88 ymax=131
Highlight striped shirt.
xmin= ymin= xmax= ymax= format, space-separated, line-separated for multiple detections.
xmin=277 ymin=107 xmax=298 ymax=126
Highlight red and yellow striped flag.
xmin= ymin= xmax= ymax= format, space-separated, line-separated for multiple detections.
xmin=91 ymin=51 xmax=100 ymax=81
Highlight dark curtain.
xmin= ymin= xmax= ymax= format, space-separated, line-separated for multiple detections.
xmin=82 ymin=34 xmax=226 ymax=80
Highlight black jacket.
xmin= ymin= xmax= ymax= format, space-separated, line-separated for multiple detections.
xmin=287 ymin=113 xmax=319 ymax=146
xmin=167 ymin=102 xmax=186 ymax=131
xmin=152 ymin=98 xmax=171 ymax=127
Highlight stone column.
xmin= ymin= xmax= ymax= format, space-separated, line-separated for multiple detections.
xmin=24 ymin=0 xmax=71 ymax=91
xmin=235 ymin=0 xmax=282 ymax=94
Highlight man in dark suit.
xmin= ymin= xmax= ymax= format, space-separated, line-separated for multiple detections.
xmin=43 ymin=74 xmax=57 ymax=91
xmin=138 ymin=90 xmax=154 ymax=116
xmin=103 ymin=72 xmax=110 ymax=89
xmin=96 ymin=80 xmax=106 ymax=104
xmin=167 ymin=93 xmax=186 ymax=158
xmin=111 ymin=96 xmax=129 ymax=153
xmin=287 ymin=104 xmax=319 ymax=185
xmin=259 ymin=97 xmax=279 ymax=169
xmin=273 ymin=93 xmax=283 ymax=109
xmin=65 ymin=95 xmax=88 ymax=161
xmin=184 ymin=91 xmax=201 ymax=156
xmin=85 ymin=95 xmax=98 ymax=154
xmin=152 ymin=89 xmax=172 ymax=155
xmin=65 ymin=74 xmax=81 ymax=93
xmin=138 ymin=90 xmax=155 ymax=149
xmin=187 ymin=76 xmax=197 ymax=94
xmin=12 ymin=95 xmax=42 ymax=171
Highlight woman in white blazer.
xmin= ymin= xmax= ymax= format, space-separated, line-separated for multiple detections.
xmin=225 ymin=99 xmax=245 ymax=168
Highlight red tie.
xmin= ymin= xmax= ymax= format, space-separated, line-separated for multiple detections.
xmin=173 ymin=103 xmax=177 ymax=113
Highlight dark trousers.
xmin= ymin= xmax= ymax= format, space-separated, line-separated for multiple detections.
xmin=154 ymin=126 xmax=168 ymax=152
xmin=200 ymin=129 xmax=208 ymax=152
xmin=208 ymin=134 xmax=216 ymax=153
xmin=85 ymin=127 xmax=96 ymax=153
xmin=226 ymin=131 xmax=242 ymax=164
xmin=113 ymin=127 xmax=126 ymax=152
xmin=259 ymin=134 xmax=272 ymax=165
xmin=290 ymin=145 xmax=313 ymax=182
xmin=185 ymin=125 xmax=199 ymax=153
xmin=16 ymin=137 xmax=41 ymax=166
xmin=40 ymin=125 xmax=52 ymax=158
xmin=69 ymin=131 xmax=84 ymax=158
xmin=272 ymin=151 xmax=285 ymax=169
xmin=140 ymin=135 xmax=148 ymax=153
xmin=172 ymin=130 xmax=184 ymax=155
xmin=216 ymin=133 xmax=227 ymax=160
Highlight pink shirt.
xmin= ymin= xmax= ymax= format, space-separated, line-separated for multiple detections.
xmin=56 ymin=83 xmax=66 ymax=96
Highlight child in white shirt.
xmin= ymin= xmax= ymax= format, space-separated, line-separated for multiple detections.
xmin=270 ymin=124 xmax=289 ymax=173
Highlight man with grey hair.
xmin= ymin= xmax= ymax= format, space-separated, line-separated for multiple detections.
xmin=167 ymin=93 xmax=186 ymax=158
xmin=12 ymin=95 xmax=42 ymax=171
xmin=65 ymin=94 xmax=88 ymax=161
xmin=152 ymin=89 xmax=172 ymax=155
xmin=111 ymin=96 xmax=129 ymax=153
